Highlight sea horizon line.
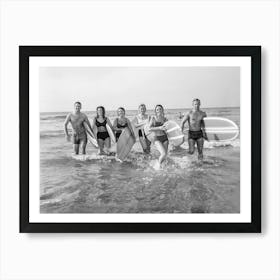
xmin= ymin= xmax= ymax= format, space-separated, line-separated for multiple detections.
xmin=40 ymin=106 xmax=240 ymax=114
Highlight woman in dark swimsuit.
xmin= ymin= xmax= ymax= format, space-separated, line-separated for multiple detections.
xmin=113 ymin=107 xmax=135 ymax=141
xmin=92 ymin=106 xmax=114 ymax=155
xmin=148 ymin=104 xmax=169 ymax=168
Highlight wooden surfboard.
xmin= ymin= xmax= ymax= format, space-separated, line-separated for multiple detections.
xmin=116 ymin=127 xmax=136 ymax=161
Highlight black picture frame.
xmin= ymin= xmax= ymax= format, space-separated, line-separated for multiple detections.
xmin=20 ymin=46 xmax=261 ymax=233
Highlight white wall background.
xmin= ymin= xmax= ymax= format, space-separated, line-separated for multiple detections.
xmin=0 ymin=0 xmax=279 ymax=279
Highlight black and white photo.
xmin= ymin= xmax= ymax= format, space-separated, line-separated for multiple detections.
xmin=20 ymin=46 xmax=261 ymax=232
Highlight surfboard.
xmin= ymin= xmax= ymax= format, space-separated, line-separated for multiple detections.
xmin=106 ymin=123 xmax=116 ymax=145
xmin=131 ymin=117 xmax=150 ymax=151
xmin=105 ymin=123 xmax=117 ymax=153
xmin=203 ymin=117 xmax=239 ymax=141
xmin=165 ymin=120 xmax=185 ymax=146
xmin=143 ymin=124 xmax=156 ymax=143
xmin=131 ymin=117 xmax=149 ymax=139
xmin=83 ymin=122 xmax=98 ymax=148
xmin=116 ymin=127 xmax=136 ymax=161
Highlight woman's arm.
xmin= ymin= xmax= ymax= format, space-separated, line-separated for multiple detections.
xmin=113 ymin=118 xmax=121 ymax=132
xmin=148 ymin=116 xmax=165 ymax=132
xmin=135 ymin=122 xmax=146 ymax=128
xmin=201 ymin=112 xmax=208 ymax=140
xmin=132 ymin=116 xmax=140 ymax=129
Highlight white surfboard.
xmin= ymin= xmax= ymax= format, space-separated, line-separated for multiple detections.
xmin=203 ymin=117 xmax=239 ymax=141
xmin=106 ymin=123 xmax=116 ymax=145
xmin=143 ymin=124 xmax=156 ymax=143
xmin=131 ymin=118 xmax=148 ymax=140
xmin=165 ymin=120 xmax=185 ymax=146
xmin=131 ymin=117 xmax=150 ymax=151
xmin=83 ymin=122 xmax=98 ymax=148
xmin=116 ymin=127 xmax=136 ymax=161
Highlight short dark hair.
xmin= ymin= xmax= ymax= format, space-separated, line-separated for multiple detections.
xmin=74 ymin=101 xmax=82 ymax=106
xmin=96 ymin=106 xmax=105 ymax=118
xmin=192 ymin=98 xmax=201 ymax=104
xmin=138 ymin=103 xmax=146 ymax=109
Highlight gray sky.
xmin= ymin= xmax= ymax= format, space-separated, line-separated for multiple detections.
xmin=40 ymin=67 xmax=240 ymax=112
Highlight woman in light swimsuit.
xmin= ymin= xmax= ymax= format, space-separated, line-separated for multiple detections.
xmin=113 ymin=107 xmax=135 ymax=141
xmin=148 ymin=104 xmax=169 ymax=168
xmin=132 ymin=104 xmax=151 ymax=154
xmin=92 ymin=106 xmax=114 ymax=155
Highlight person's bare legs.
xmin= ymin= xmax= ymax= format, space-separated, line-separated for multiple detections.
xmin=74 ymin=144 xmax=79 ymax=155
xmin=139 ymin=137 xmax=148 ymax=153
xmin=146 ymin=139 xmax=151 ymax=154
xmin=81 ymin=140 xmax=87 ymax=155
xmin=97 ymin=139 xmax=105 ymax=155
xmin=163 ymin=140 xmax=169 ymax=158
xmin=104 ymin=138 xmax=111 ymax=154
xmin=188 ymin=138 xmax=195 ymax=155
xmin=154 ymin=141 xmax=167 ymax=166
xmin=197 ymin=137 xmax=204 ymax=160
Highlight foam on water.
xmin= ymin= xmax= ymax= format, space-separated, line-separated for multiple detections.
xmin=71 ymin=154 xmax=116 ymax=161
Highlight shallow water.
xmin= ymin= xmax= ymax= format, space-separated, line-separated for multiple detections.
xmin=40 ymin=107 xmax=240 ymax=213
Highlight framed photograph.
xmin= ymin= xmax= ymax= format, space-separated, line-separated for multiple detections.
xmin=20 ymin=46 xmax=261 ymax=233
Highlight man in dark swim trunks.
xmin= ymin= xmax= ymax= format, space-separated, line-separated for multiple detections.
xmin=180 ymin=98 xmax=207 ymax=160
xmin=64 ymin=101 xmax=92 ymax=155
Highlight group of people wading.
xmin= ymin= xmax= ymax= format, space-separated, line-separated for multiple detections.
xmin=64 ymin=99 xmax=207 ymax=168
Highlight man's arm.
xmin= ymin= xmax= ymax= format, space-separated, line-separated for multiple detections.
xmin=180 ymin=113 xmax=189 ymax=131
xmin=201 ymin=112 xmax=208 ymax=140
xmin=91 ymin=117 xmax=98 ymax=138
xmin=84 ymin=114 xmax=93 ymax=133
xmin=64 ymin=114 xmax=71 ymax=141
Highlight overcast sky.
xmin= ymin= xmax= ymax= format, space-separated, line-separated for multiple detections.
xmin=40 ymin=67 xmax=240 ymax=112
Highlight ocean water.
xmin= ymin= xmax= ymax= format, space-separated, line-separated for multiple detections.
xmin=40 ymin=107 xmax=240 ymax=213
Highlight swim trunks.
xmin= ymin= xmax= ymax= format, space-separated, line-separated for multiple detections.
xmin=188 ymin=130 xmax=203 ymax=141
xmin=97 ymin=131 xmax=110 ymax=141
xmin=73 ymin=131 xmax=87 ymax=144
